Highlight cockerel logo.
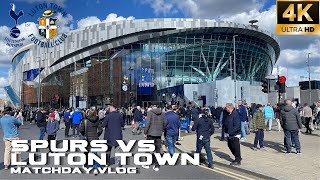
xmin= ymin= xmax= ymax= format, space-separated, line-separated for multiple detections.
xmin=9 ymin=3 xmax=24 ymax=38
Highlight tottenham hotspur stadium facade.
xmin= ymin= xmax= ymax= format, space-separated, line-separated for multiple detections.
xmin=6 ymin=18 xmax=280 ymax=108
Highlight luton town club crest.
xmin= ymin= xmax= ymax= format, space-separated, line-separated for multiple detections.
xmin=38 ymin=10 xmax=58 ymax=39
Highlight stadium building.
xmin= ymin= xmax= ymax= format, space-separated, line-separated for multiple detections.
xmin=6 ymin=18 xmax=280 ymax=108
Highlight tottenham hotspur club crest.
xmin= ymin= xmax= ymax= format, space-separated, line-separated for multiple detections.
xmin=38 ymin=10 xmax=58 ymax=39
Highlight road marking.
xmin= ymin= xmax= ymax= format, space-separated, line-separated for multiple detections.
xmin=198 ymin=164 xmax=254 ymax=180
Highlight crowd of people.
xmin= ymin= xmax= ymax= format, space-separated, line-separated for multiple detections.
xmin=0 ymin=99 xmax=319 ymax=175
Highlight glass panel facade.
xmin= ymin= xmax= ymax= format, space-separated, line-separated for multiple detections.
xmin=12 ymin=50 xmax=29 ymax=71
xmin=114 ymin=31 xmax=276 ymax=92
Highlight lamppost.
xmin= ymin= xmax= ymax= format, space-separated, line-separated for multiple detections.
xmin=36 ymin=57 xmax=41 ymax=109
xmin=307 ymin=53 xmax=312 ymax=105
xmin=233 ymin=35 xmax=238 ymax=106
xmin=128 ymin=66 xmax=133 ymax=107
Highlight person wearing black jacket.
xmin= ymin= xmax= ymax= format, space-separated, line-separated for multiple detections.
xmin=216 ymin=106 xmax=223 ymax=128
xmin=80 ymin=109 xmax=103 ymax=175
xmin=36 ymin=109 xmax=47 ymax=140
xmin=102 ymin=106 xmax=124 ymax=167
xmin=132 ymin=106 xmax=143 ymax=135
xmin=223 ymin=103 xmax=242 ymax=166
xmin=191 ymin=111 xmax=215 ymax=169
xmin=220 ymin=108 xmax=229 ymax=141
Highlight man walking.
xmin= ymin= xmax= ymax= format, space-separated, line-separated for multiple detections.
xmin=36 ymin=108 xmax=47 ymax=140
xmin=263 ymin=103 xmax=275 ymax=131
xmin=191 ymin=111 xmax=215 ymax=168
xmin=302 ymin=103 xmax=313 ymax=134
xmin=224 ymin=103 xmax=242 ymax=166
xmin=71 ymin=108 xmax=83 ymax=137
xmin=64 ymin=108 xmax=71 ymax=138
xmin=143 ymin=104 xmax=167 ymax=171
xmin=165 ymin=105 xmax=180 ymax=156
xmin=191 ymin=106 xmax=199 ymax=122
xmin=132 ymin=106 xmax=143 ymax=135
xmin=102 ymin=106 xmax=124 ymax=166
xmin=252 ymin=104 xmax=266 ymax=151
xmin=280 ymin=99 xmax=302 ymax=154
xmin=237 ymin=100 xmax=247 ymax=141
xmin=0 ymin=107 xmax=22 ymax=170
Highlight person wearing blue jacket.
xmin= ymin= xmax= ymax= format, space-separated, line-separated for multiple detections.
xmin=0 ymin=107 xmax=22 ymax=170
xmin=46 ymin=113 xmax=59 ymax=151
xmin=224 ymin=103 xmax=242 ymax=166
xmin=165 ymin=105 xmax=180 ymax=156
xmin=191 ymin=111 xmax=215 ymax=169
xmin=263 ymin=103 xmax=275 ymax=131
xmin=71 ymin=108 xmax=83 ymax=137
xmin=237 ymin=100 xmax=248 ymax=141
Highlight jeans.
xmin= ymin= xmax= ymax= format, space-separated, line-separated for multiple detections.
xmin=253 ymin=129 xmax=264 ymax=148
xmin=72 ymin=124 xmax=80 ymax=136
xmin=106 ymin=145 xmax=122 ymax=166
xmin=48 ymin=135 xmax=56 ymax=152
xmin=132 ymin=122 xmax=141 ymax=134
xmin=284 ymin=130 xmax=301 ymax=152
xmin=84 ymin=152 xmax=100 ymax=169
xmin=166 ymin=135 xmax=177 ymax=156
xmin=265 ymin=119 xmax=273 ymax=131
xmin=39 ymin=127 xmax=46 ymax=140
xmin=147 ymin=135 xmax=162 ymax=168
xmin=221 ymin=127 xmax=225 ymax=140
xmin=65 ymin=121 xmax=71 ymax=137
xmin=227 ymin=136 xmax=242 ymax=162
xmin=305 ymin=117 xmax=312 ymax=133
xmin=196 ymin=137 xmax=213 ymax=166
xmin=218 ymin=116 xmax=222 ymax=128
xmin=240 ymin=121 xmax=246 ymax=139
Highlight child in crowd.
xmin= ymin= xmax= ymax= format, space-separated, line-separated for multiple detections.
xmin=46 ymin=113 xmax=59 ymax=151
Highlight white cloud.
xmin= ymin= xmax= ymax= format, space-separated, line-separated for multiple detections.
xmin=77 ymin=13 xmax=135 ymax=29
xmin=142 ymin=0 xmax=177 ymax=16
xmin=54 ymin=13 xmax=74 ymax=33
xmin=77 ymin=16 xmax=102 ymax=29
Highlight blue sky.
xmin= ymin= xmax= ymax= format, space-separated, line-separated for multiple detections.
xmin=0 ymin=0 xmax=319 ymax=98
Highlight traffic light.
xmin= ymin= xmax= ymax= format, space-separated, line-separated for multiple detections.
xmin=261 ymin=80 xmax=268 ymax=93
xmin=277 ymin=76 xmax=286 ymax=93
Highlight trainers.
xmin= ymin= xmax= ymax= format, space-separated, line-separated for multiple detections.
xmin=142 ymin=165 xmax=150 ymax=169
xmin=252 ymin=147 xmax=258 ymax=151
xmin=208 ymin=164 xmax=214 ymax=169
xmin=240 ymin=138 xmax=246 ymax=142
xmin=260 ymin=147 xmax=267 ymax=151
xmin=285 ymin=151 xmax=292 ymax=154
xmin=296 ymin=151 xmax=302 ymax=155
xmin=4 ymin=165 xmax=9 ymax=170
xmin=153 ymin=166 xmax=159 ymax=172
xmin=230 ymin=161 xmax=241 ymax=166
xmin=93 ymin=169 xmax=98 ymax=176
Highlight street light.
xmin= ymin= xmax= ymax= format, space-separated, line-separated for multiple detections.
xmin=307 ymin=53 xmax=312 ymax=105
xmin=128 ymin=66 xmax=133 ymax=107
xmin=36 ymin=57 xmax=41 ymax=109
xmin=233 ymin=35 xmax=238 ymax=106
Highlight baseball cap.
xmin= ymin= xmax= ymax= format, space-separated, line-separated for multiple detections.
xmin=49 ymin=113 xmax=55 ymax=117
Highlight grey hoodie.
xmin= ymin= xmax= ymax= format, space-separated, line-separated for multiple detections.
xmin=144 ymin=108 xmax=167 ymax=136
xmin=280 ymin=105 xmax=302 ymax=131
